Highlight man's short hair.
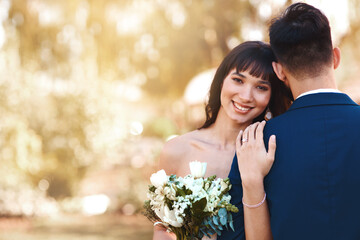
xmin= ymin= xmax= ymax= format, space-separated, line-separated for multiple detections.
xmin=269 ymin=3 xmax=333 ymax=77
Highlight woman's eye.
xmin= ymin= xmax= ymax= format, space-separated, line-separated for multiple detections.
xmin=257 ymin=85 xmax=269 ymax=91
xmin=232 ymin=78 xmax=243 ymax=83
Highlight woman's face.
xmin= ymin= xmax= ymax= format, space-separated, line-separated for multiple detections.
xmin=220 ymin=68 xmax=271 ymax=126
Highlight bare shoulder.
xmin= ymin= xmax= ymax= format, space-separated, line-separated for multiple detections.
xmin=159 ymin=131 xmax=199 ymax=175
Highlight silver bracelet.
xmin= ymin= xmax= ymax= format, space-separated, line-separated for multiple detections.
xmin=154 ymin=221 xmax=163 ymax=227
xmin=242 ymin=192 xmax=267 ymax=208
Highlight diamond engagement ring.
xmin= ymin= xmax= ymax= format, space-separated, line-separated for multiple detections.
xmin=242 ymin=138 xmax=248 ymax=143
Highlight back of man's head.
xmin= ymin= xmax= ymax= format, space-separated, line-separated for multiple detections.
xmin=269 ymin=3 xmax=333 ymax=78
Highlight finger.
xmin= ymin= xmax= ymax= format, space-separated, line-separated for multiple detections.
xmin=242 ymin=127 xmax=249 ymax=144
xmin=255 ymin=120 xmax=266 ymax=141
xmin=248 ymin=122 xmax=260 ymax=142
xmin=266 ymin=135 xmax=277 ymax=163
xmin=236 ymin=130 xmax=243 ymax=149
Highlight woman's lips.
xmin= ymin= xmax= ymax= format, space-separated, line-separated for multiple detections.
xmin=232 ymin=101 xmax=253 ymax=113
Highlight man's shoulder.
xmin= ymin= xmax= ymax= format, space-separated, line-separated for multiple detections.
xmin=264 ymin=112 xmax=291 ymax=132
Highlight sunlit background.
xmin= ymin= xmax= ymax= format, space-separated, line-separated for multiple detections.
xmin=0 ymin=0 xmax=359 ymax=239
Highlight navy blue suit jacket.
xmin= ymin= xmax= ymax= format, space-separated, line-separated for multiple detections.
xmin=219 ymin=92 xmax=360 ymax=240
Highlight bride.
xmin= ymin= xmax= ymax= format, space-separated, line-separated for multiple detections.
xmin=153 ymin=41 xmax=292 ymax=239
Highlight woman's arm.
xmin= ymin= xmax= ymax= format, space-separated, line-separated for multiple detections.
xmin=152 ymin=139 xmax=182 ymax=240
xmin=236 ymin=121 xmax=276 ymax=240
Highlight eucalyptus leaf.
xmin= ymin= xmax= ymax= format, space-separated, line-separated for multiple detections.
xmin=218 ymin=208 xmax=227 ymax=217
xmin=201 ymin=229 xmax=211 ymax=238
xmin=213 ymin=215 xmax=219 ymax=225
xmin=207 ymin=228 xmax=216 ymax=235
xmin=214 ymin=227 xmax=221 ymax=235
xmin=202 ymin=218 xmax=208 ymax=225
xmin=209 ymin=220 xmax=217 ymax=230
xmin=228 ymin=213 xmax=235 ymax=231
xmin=227 ymin=212 xmax=233 ymax=222
xmin=229 ymin=220 xmax=235 ymax=232
xmin=220 ymin=216 xmax=227 ymax=225
xmin=225 ymin=222 xmax=229 ymax=231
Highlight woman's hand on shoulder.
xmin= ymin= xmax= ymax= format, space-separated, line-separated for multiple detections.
xmin=236 ymin=121 xmax=276 ymax=188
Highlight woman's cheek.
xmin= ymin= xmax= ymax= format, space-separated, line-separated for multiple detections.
xmin=258 ymin=93 xmax=271 ymax=108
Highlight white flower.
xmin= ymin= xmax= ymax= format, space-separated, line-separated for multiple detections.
xmin=164 ymin=186 xmax=177 ymax=200
xmin=183 ymin=175 xmax=195 ymax=188
xmin=147 ymin=164 xmax=238 ymax=232
xmin=155 ymin=204 xmax=184 ymax=227
xmin=150 ymin=169 xmax=168 ymax=188
xmin=154 ymin=204 xmax=166 ymax=222
xmin=189 ymin=161 xmax=207 ymax=178
xmin=221 ymin=194 xmax=231 ymax=203
xmin=220 ymin=180 xmax=228 ymax=192
xmin=164 ymin=205 xmax=184 ymax=227
xmin=154 ymin=188 xmax=165 ymax=201
xmin=204 ymin=182 xmax=209 ymax=190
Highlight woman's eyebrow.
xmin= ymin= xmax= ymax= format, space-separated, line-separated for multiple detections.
xmin=231 ymin=72 xmax=271 ymax=86
xmin=231 ymin=72 xmax=246 ymax=78
xmin=259 ymin=80 xmax=271 ymax=85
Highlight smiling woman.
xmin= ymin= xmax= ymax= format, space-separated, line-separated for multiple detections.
xmin=200 ymin=41 xmax=292 ymax=130
xmin=153 ymin=41 xmax=292 ymax=240
xmin=220 ymin=69 xmax=271 ymax=128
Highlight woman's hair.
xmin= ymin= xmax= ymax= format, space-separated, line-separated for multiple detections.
xmin=199 ymin=41 xmax=292 ymax=129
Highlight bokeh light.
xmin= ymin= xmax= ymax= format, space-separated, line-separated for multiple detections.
xmin=0 ymin=0 xmax=359 ymax=239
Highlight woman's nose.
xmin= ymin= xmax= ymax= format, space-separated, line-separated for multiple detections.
xmin=238 ymin=86 xmax=254 ymax=102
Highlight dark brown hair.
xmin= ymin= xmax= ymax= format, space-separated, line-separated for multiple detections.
xmin=199 ymin=41 xmax=292 ymax=129
xmin=269 ymin=3 xmax=333 ymax=77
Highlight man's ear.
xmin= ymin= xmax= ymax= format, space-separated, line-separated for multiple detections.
xmin=333 ymin=47 xmax=341 ymax=69
xmin=272 ymin=61 xmax=286 ymax=82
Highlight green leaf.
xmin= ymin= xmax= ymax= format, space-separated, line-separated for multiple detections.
xmin=209 ymin=220 xmax=217 ymax=230
xmin=201 ymin=229 xmax=212 ymax=238
xmin=192 ymin=197 xmax=207 ymax=212
xmin=228 ymin=213 xmax=235 ymax=231
xmin=207 ymin=228 xmax=216 ymax=235
xmin=176 ymin=188 xmax=186 ymax=197
xmin=229 ymin=220 xmax=235 ymax=232
xmin=212 ymin=215 xmax=219 ymax=225
xmin=191 ymin=198 xmax=208 ymax=225
xmin=149 ymin=185 xmax=156 ymax=192
xmin=218 ymin=208 xmax=227 ymax=217
xmin=220 ymin=216 xmax=227 ymax=225
xmin=169 ymin=175 xmax=176 ymax=181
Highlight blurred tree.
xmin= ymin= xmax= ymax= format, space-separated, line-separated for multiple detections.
xmin=0 ymin=0 xmax=358 ymax=212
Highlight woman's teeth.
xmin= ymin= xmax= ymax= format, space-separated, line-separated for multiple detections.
xmin=234 ymin=102 xmax=250 ymax=111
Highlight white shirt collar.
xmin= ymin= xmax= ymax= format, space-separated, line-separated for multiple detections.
xmin=296 ymin=88 xmax=342 ymax=100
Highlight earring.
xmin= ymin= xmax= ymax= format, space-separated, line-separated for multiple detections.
xmin=265 ymin=108 xmax=272 ymax=121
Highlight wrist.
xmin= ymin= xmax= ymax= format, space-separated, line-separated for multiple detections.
xmin=241 ymin=175 xmax=264 ymax=190
xmin=242 ymin=182 xmax=266 ymax=207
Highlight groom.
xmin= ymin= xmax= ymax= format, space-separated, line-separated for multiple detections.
xmin=219 ymin=2 xmax=360 ymax=240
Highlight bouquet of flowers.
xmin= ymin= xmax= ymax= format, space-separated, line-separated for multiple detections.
xmin=144 ymin=161 xmax=239 ymax=240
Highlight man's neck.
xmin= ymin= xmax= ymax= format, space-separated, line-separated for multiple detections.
xmin=296 ymin=88 xmax=341 ymax=99
xmin=289 ymin=71 xmax=337 ymax=99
